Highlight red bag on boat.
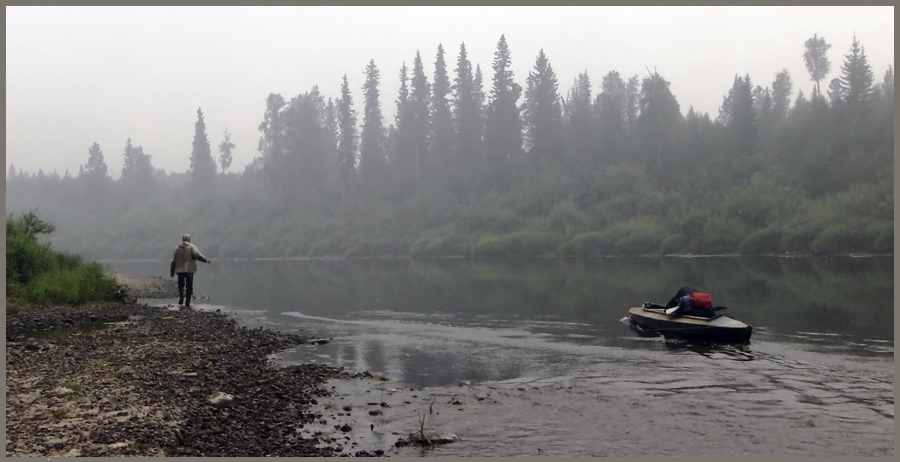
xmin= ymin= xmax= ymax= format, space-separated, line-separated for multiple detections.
xmin=689 ymin=292 xmax=713 ymax=310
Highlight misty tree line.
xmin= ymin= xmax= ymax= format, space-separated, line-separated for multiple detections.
xmin=6 ymin=34 xmax=893 ymax=259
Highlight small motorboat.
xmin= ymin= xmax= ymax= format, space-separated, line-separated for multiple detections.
xmin=628 ymin=303 xmax=752 ymax=343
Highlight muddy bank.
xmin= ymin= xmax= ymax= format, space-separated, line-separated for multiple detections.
xmin=5 ymin=275 xmax=384 ymax=457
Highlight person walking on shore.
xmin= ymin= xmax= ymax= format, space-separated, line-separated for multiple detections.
xmin=170 ymin=233 xmax=211 ymax=307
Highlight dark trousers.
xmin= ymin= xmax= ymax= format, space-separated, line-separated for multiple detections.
xmin=177 ymin=273 xmax=194 ymax=304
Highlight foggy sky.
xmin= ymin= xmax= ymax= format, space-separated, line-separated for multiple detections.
xmin=5 ymin=6 xmax=894 ymax=179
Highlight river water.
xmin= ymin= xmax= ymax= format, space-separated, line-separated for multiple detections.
xmin=108 ymin=256 xmax=894 ymax=456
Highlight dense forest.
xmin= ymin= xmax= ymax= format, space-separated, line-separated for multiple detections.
xmin=6 ymin=34 xmax=893 ymax=261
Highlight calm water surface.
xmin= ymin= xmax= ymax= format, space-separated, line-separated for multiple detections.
xmin=108 ymin=256 xmax=893 ymax=456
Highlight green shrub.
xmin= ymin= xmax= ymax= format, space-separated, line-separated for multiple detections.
xmin=548 ymin=200 xmax=589 ymax=236
xmin=659 ymin=233 xmax=689 ymax=254
xmin=55 ymin=251 xmax=84 ymax=271
xmin=6 ymin=233 xmax=57 ymax=287
xmin=462 ymin=207 xmax=523 ymax=234
xmin=614 ymin=229 xmax=661 ymax=255
xmin=471 ymin=231 xmax=554 ymax=257
xmin=559 ymin=231 xmax=610 ymax=256
xmin=692 ymin=217 xmax=752 ymax=254
xmin=780 ymin=223 xmax=821 ymax=253
xmin=308 ymin=232 xmax=349 ymax=257
xmin=6 ymin=211 xmax=120 ymax=305
xmin=739 ymin=227 xmax=784 ymax=255
xmin=344 ymin=233 xmax=405 ymax=257
xmin=865 ymin=221 xmax=893 ymax=253
xmin=410 ymin=232 xmax=473 ymax=257
xmin=810 ymin=225 xmax=870 ymax=255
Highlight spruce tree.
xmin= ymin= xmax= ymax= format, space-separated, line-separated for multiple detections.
xmin=279 ymin=89 xmax=331 ymax=198
xmin=637 ymin=71 xmax=682 ymax=170
xmin=81 ymin=142 xmax=112 ymax=211
xmin=258 ymin=93 xmax=287 ymax=167
xmin=624 ymin=75 xmax=641 ymax=130
xmin=523 ymin=49 xmax=562 ymax=170
xmin=431 ymin=44 xmax=454 ymax=182
xmin=337 ymin=75 xmax=358 ymax=188
xmin=718 ymin=74 xmax=757 ymax=155
xmin=84 ymin=142 xmax=109 ymax=181
xmin=190 ymin=107 xmax=217 ymax=188
xmin=771 ymin=70 xmax=793 ymax=122
xmin=880 ymin=66 xmax=894 ymax=114
xmin=359 ymin=59 xmax=387 ymax=189
xmin=474 ymin=64 xmax=487 ymax=118
xmin=838 ymin=35 xmax=876 ymax=119
xmin=121 ymin=138 xmax=157 ymax=200
xmin=484 ymin=34 xmax=523 ymax=173
xmin=453 ymin=43 xmax=483 ymax=181
xmin=323 ymin=98 xmax=339 ymax=168
xmin=121 ymin=137 xmax=136 ymax=179
xmin=392 ymin=62 xmax=415 ymax=190
xmin=409 ymin=51 xmax=431 ymax=187
xmin=564 ymin=71 xmax=596 ymax=171
xmin=596 ymin=71 xmax=628 ymax=164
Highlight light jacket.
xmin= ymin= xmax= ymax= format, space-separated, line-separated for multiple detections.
xmin=173 ymin=242 xmax=209 ymax=274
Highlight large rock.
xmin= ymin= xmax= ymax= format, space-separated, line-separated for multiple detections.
xmin=208 ymin=391 xmax=235 ymax=407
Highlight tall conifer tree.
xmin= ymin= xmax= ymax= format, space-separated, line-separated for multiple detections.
xmin=323 ymin=98 xmax=339 ymax=167
xmin=191 ymin=107 xmax=217 ymax=188
xmin=484 ymin=34 xmax=522 ymax=172
xmin=359 ymin=60 xmax=387 ymax=188
xmin=453 ymin=42 xmax=483 ymax=179
xmin=637 ymin=72 xmax=682 ymax=169
xmin=523 ymin=49 xmax=562 ymax=170
xmin=84 ymin=142 xmax=109 ymax=181
xmin=771 ymin=70 xmax=793 ymax=122
xmin=564 ymin=72 xmax=596 ymax=170
xmin=596 ymin=71 xmax=628 ymax=164
xmin=431 ymin=44 xmax=454 ymax=181
xmin=838 ymin=35 xmax=876 ymax=119
xmin=718 ymin=74 xmax=757 ymax=155
xmin=392 ymin=62 xmax=416 ymax=190
xmin=336 ymin=75 xmax=358 ymax=188
xmin=409 ymin=51 xmax=431 ymax=187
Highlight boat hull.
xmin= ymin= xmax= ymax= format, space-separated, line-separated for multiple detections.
xmin=628 ymin=306 xmax=752 ymax=343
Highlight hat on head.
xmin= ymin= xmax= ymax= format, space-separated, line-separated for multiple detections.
xmin=182 ymin=234 xmax=191 ymax=241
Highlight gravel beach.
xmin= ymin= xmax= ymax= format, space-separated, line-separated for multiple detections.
xmin=5 ymin=274 xmax=384 ymax=457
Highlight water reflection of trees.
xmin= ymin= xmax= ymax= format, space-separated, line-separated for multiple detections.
xmin=199 ymin=256 xmax=892 ymax=341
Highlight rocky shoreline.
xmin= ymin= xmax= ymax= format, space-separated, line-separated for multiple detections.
xmin=5 ymin=275 xmax=384 ymax=457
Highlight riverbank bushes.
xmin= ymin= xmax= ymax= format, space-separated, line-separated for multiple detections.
xmin=6 ymin=211 xmax=120 ymax=308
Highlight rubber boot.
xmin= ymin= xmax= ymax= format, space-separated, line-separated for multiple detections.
xmin=185 ymin=290 xmax=192 ymax=308
xmin=178 ymin=288 xmax=184 ymax=306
